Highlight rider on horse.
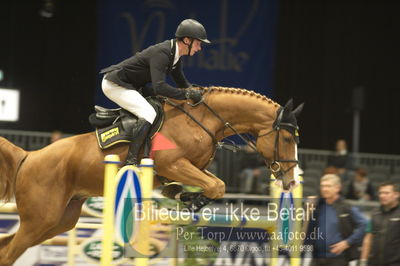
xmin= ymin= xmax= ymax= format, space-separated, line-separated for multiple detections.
xmin=100 ymin=19 xmax=210 ymax=165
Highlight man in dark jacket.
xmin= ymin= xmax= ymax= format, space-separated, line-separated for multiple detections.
xmin=360 ymin=181 xmax=400 ymax=266
xmin=307 ymin=174 xmax=367 ymax=266
xmin=100 ymin=19 xmax=210 ymax=165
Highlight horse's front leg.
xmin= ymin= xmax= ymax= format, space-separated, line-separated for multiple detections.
xmin=202 ymin=169 xmax=225 ymax=198
xmin=159 ymin=158 xmax=225 ymax=199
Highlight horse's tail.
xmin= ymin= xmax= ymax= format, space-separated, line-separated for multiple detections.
xmin=0 ymin=137 xmax=28 ymax=202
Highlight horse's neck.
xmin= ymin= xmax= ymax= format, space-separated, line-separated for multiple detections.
xmin=204 ymin=89 xmax=279 ymax=138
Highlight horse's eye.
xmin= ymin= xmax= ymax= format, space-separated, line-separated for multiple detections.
xmin=283 ymin=137 xmax=292 ymax=143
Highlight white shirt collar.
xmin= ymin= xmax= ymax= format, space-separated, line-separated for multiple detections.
xmin=172 ymin=39 xmax=180 ymax=66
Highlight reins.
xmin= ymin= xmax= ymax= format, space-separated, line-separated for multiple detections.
xmin=164 ymin=99 xmax=219 ymax=146
xmin=164 ymin=88 xmax=299 ymax=181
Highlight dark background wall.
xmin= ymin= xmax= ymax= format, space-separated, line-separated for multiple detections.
xmin=95 ymin=0 xmax=278 ymax=107
xmin=0 ymin=0 xmax=97 ymax=133
xmin=0 ymin=0 xmax=399 ymax=155
xmin=273 ymin=0 xmax=400 ymax=154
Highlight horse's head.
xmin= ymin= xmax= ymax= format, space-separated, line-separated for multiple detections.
xmin=256 ymin=99 xmax=304 ymax=190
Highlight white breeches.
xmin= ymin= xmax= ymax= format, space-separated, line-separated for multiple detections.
xmin=102 ymin=77 xmax=157 ymax=124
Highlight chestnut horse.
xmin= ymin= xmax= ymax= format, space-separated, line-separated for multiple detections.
xmin=0 ymin=86 xmax=302 ymax=265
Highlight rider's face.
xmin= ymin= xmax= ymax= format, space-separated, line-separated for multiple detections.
xmin=190 ymin=39 xmax=202 ymax=55
xmin=184 ymin=38 xmax=202 ymax=56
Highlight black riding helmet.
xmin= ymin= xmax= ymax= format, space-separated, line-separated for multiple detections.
xmin=175 ymin=19 xmax=211 ymax=44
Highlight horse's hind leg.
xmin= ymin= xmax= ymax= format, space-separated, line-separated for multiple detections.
xmin=0 ymin=191 xmax=70 ymax=265
xmin=0 ymin=220 xmax=60 ymax=266
xmin=0 ymin=235 xmax=14 ymax=266
xmin=0 ymin=234 xmax=14 ymax=251
xmin=0 ymin=217 xmax=66 ymax=266
xmin=0 ymin=198 xmax=84 ymax=266
xmin=32 ymin=198 xmax=86 ymax=246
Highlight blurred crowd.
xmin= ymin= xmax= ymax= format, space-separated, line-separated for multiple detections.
xmin=237 ymin=139 xmax=400 ymax=265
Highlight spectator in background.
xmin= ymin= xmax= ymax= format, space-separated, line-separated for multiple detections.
xmin=346 ymin=168 xmax=374 ymax=201
xmin=327 ymin=139 xmax=353 ymax=178
xmin=323 ymin=166 xmax=340 ymax=175
xmin=360 ymin=182 xmax=400 ymax=266
xmin=306 ymin=174 xmax=367 ymax=266
xmin=238 ymin=144 xmax=267 ymax=194
xmin=50 ymin=130 xmax=63 ymax=143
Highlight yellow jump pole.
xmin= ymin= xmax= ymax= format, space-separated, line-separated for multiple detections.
xmin=290 ymin=175 xmax=303 ymax=266
xmin=135 ymin=158 xmax=154 ymax=266
xmin=269 ymin=176 xmax=280 ymax=266
xmin=101 ymin=154 xmax=120 ymax=266
xmin=270 ymin=174 xmax=304 ymax=266
xmin=67 ymin=227 xmax=77 ymax=266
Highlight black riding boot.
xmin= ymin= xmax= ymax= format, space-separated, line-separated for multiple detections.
xmin=125 ymin=118 xmax=152 ymax=165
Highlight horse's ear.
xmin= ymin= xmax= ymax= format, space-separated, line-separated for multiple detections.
xmin=292 ymin=103 xmax=304 ymax=117
xmin=284 ymin=99 xmax=294 ymax=111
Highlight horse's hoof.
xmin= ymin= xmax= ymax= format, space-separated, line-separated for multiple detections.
xmin=161 ymin=182 xmax=183 ymax=199
xmin=180 ymin=192 xmax=213 ymax=212
xmin=179 ymin=191 xmax=200 ymax=202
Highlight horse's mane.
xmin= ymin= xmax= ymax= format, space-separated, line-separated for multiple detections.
xmin=202 ymin=86 xmax=280 ymax=108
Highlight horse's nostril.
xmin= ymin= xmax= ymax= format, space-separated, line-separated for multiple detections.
xmin=282 ymin=179 xmax=295 ymax=190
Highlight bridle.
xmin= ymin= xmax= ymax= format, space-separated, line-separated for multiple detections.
xmin=165 ymin=90 xmax=299 ymax=182
xmin=256 ymin=107 xmax=299 ymax=181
